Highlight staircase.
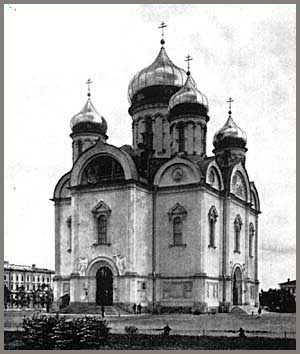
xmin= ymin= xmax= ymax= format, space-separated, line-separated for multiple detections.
xmin=231 ymin=305 xmax=261 ymax=315
xmin=60 ymin=304 xmax=130 ymax=316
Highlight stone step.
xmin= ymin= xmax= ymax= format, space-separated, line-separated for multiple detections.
xmin=231 ymin=305 xmax=261 ymax=315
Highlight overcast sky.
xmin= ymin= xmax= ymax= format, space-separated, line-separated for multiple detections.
xmin=4 ymin=4 xmax=295 ymax=290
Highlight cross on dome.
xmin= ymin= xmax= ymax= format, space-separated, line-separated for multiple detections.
xmin=158 ymin=21 xmax=167 ymax=46
xmin=86 ymin=78 xmax=93 ymax=98
xmin=185 ymin=55 xmax=193 ymax=76
xmin=227 ymin=97 xmax=234 ymax=115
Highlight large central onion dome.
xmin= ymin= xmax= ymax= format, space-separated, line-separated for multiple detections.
xmin=128 ymin=45 xmax=192 ymax=108
xmin=70 ymin=98 xmax=107 ymax=136
xmin=168 ymin=74 xmax=209 ymax=115
xmin=213 ymin=113 xmax=247 ymax=150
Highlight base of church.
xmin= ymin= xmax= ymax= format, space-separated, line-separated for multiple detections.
xmin=51 ymin=301 xmax=232 ymax=314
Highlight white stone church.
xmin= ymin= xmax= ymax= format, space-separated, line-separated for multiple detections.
xmin=53 ymin=34 xmax=260 ymax=313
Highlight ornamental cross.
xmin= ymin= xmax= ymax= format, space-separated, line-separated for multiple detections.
xmin=185 ymin=55 xmax=193 ymax=72
xmin=86 ymin=78 xmax=93 ymax=97
xmin=158 ymin=21 xmax=167 ymax=39
xmin=227 ymin=97 xmax=234 ymax=111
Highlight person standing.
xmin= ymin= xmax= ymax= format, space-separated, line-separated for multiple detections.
xmin=101 ymin=305 xmax=105 ymax=317
xmin=137 ymin=303 xmax=142 ymax=314
xmin=132 ymin=303 xmax=136 ymax=314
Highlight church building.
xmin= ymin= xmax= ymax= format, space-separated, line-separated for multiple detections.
xmin=53 ymin=27 xmax=260 ymax=313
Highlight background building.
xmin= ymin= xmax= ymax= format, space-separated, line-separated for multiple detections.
xmin=4 ymin=260 xmax=54 ymax=294
xmin=279 ymin=279 xmax=296 ymax=300
xmin=53 ymin=32 xmax=260 ymax=313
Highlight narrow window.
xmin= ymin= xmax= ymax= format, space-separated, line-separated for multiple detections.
xmin=66 ymin=217 xmax=72 ymax=252
xmin=249 ymin=223 xmax=255 ymax=258
xmin=208 ymin=206 xmax=218 ymax=248
xmin=178 ymin=124 xmax=185 ymax=152
xmin=173 ymin=217 xmax=183 ymax=245
xmin=98 ymin=215 xmax=107 ymax=244
xmin=234 ymin=215 xmax=242 ymax=253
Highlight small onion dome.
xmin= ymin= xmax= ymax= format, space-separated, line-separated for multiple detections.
xmin=128 ymin=47 xmax=193 ymax=104
xmin=168 ymin=75 xmax=209 ymax=113
xmin=213 ymin=115 xmax=247 ymax=150
xmin=70 ymin=99 xmax=107 ymax=135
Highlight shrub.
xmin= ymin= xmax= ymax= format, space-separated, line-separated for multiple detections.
xmin=125 ymin=325 xmax=138 ymax=334
xmin=22 ymin=314 xmax=110 ymax=349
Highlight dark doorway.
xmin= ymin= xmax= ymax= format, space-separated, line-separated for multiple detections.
xmin=232 ymin=267 xmax=242 ymax=305
xmin=96 ymin=267 xmax=113 ymax=306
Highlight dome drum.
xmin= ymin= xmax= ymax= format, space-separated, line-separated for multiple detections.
xmin=128 ymin=85 xmax=180 ymax=115
xmin=71 ymin=121 xmax=108 ymax=136
xmin=168 ymin=103 xmax=209 ymax=122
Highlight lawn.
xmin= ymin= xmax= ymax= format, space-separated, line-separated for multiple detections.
xmin=4 ymin=331 xmax=296 ymax=350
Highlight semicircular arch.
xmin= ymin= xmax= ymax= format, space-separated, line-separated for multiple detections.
xmin=153 ymin=156 xmax=202 ymax=187
xmin=70 ymin=143 xmax=138 ymax=186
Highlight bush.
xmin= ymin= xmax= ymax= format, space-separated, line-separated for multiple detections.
xmin=125 ymin=325 xmax=138 ymax=334
xmin=22 ymin=314 xmax=110 ymax=349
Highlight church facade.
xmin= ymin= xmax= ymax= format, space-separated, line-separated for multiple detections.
xmin=53 ymin=36 xmax=260 ymax=313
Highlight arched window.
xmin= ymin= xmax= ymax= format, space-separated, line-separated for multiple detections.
xmin=208 ymin=206 xmax=218 ymax=248
xmin=98 ymin=215 xmax=107 ymax=244
xmin=66 ymin=216 xmax=72 ymax=252
xmin=82 ymin=155 xmax=125 ymax=185
xmin=77 ymin=140 xmax=82 ymax=155
xmin=173 ymin=217 xmax=183 ymax=245
xmin=92 ymin=200 xmax=112 ymax=246
xmin=234 ymin=215 xmax=243 ymax=253
xmin=168 ymin=203 xmax=187 ymax=247
xmin=249 ymin=223 xmax=255 ymax=258
xmin=178 ymin=123 xmax=185 ymax=152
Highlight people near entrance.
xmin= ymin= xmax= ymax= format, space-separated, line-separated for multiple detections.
xmin=132 ymin=303 xmax=137 ymax=314
xmin=101 ymin=305 xmax=105 ymax=317
xmin=137 ymin=303 xmax=142 ymax=314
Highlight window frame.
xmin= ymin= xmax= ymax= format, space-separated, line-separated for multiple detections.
xmin=168 ymin=203 xmax=187 ymax=247
xmin=92 ymin=201 xmax=112 ymax=246
xmin=234 ymin=215 xmax=243 ymax=253
xmin=249 ymin=223 xmax=255 ymax=258
xmin=208 ymin=206 xmax=218 ymax=249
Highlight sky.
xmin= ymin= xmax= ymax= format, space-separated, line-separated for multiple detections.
xmin=4 ymin=4 xmax=296 ymax=290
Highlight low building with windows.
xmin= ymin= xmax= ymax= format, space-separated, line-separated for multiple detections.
xmin=4 ymin=261 xmax=54 ymax=294
xmin=279 ymin=279 xmax=296 ymax=299
xmin=53 ymin=33 xmax=260 ymax=313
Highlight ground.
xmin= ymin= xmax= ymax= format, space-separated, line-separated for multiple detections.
xmin=4 ymin=310 xmax=296 ymax=338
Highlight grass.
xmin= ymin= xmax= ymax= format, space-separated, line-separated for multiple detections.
xmin=4 ymin=331 xmax=296 ymax=350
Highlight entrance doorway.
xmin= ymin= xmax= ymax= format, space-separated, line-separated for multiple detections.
xmin=96 ymin=267 xmax=113 ymax=306
xmin=232 ymin=267 xmax=242 ymax=305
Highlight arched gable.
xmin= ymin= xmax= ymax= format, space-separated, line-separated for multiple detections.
xmin=153 ymin=156 xmax=202 ymax=187
xmin=53 ymin=171 xmax=71 ymax=199
xmin=86 ymin=256 xmax=119 ymax=277
xmin=205 ymin=160 xmax=224 ymax=191
xmin=70 ymin=143 xmax=138 ymax=187
xmin=229 ymin=162 xmax=251 ymax=203
xmin=250 ymin=182 xmax=260 ymax=211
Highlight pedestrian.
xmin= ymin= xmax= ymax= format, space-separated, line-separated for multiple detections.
xmin=132 ymin=303 xmax=136 ymax=314
xmin=137 ymin=303 xmax=142 ymax=314
xmin=101 ymin=305 xmax=105 ymax=317
xmin=238 ymin=327 xmax=246 ymax=338
xmin=258 ymin=307 xmax=262 ymax=315
xmin=163 ymin=324 xmax=171 ymax=336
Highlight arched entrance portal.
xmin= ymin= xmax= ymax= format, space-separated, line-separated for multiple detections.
xmin=96 ymin=267 xmax=113 ymax=306
xmin=232 ymin=267 xmax=242 ymax=305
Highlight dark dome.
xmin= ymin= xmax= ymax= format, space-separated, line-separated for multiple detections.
xmin=213 ymin=115 xmax=247 ymax=150
xmin=70 ymin=99 xmax=107 ymax=135
xmin=128 ymin=46 xmax=193 ymax=104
